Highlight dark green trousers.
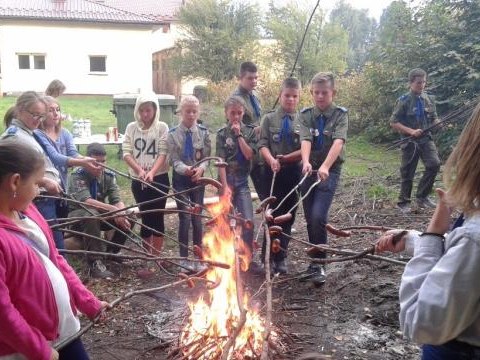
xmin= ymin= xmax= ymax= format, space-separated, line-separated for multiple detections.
xmin=398 ymin=140 xmax=440 ymax=205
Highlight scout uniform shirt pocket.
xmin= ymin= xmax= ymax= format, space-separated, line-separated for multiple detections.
xmin=269 ymin=126 xmax=281 ymax=144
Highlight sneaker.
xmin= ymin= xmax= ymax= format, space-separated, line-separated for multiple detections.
xmin=291 ymin=227 xmax=297 ymax=235
xmin=299 ymin=263 xmax=326 ymax=286
xmin=248 ymin=261 xmax=265 ymax=276
xmin=396 ymin=202 xmax=411 ymax=214
xmin=273 ymin=259 xmax=288 ymax=275
xmin=90 ymin=260 xmax=114 ymax=279
xmin=310 ymin=265 xmax=326 ymax=287
xmin=417 ymin=197 xmax=436 ymax=209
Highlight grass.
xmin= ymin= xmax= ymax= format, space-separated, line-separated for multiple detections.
xmin=0 ymin=95 xmax=400 ymax=202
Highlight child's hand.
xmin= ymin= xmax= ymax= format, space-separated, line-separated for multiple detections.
xmin=375 ymin=229 xmax=408 ymax=253
xmin=231 ymin=122 xmax=241 ymax=136
xmin=270 ymin=159 xmax=281 ymax=173
xmin=302 ymin=162 xmax=312 ymax=175
xmin=318 ymin=164 xmax=329 ymax=181
xmin=144 ymin=170 xmax=154 ymax=183
xmin=136 ymin=169 xmax=146 ymax=180
xmin=191 ymin=167 xmax=204 ymax=182
xmin=50 ymin=348 xmax=59 ymax=360
xmin=43 ymin=178 xmax=62 ymax=195
xmin=411 ymin=129 xmax=423 ymax=138
xmin=184 ymin=166 xmax=194 ymax=177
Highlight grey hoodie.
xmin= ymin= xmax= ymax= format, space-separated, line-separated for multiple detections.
xmin=122 ymin=93 xmax=169 ymax=176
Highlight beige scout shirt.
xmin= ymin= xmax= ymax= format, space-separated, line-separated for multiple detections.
xmin=299 ymin=103 xmax=348 ymax=170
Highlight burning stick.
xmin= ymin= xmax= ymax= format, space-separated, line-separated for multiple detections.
xmin=260 ymin=221 xmax=273 ymax=360
xmin=220 ymin=217 xmax=248 ymax=360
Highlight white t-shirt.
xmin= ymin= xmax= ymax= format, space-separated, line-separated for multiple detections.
xmin=12 ymin=213 xmax=80 ymax=345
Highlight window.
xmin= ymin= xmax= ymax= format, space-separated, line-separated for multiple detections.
xmin=17 ymin=54 xmax=45 ymax=70
xmin=18 ymin=55 xmax=30 ymax=69
xmin=89 ymin=56 xmax=106 ymax=72
xmin=33 ymin=55 xmax=45 ymax=69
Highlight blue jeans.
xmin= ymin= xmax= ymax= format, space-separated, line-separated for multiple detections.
xmin=59 ymin=338 xmax=90 ymax=360
xmin=301 ymin=171 xmax=340 ymax=259
xmin=227 ymin=174 xmax=254 ymax=252
xmin=173 ymin=173 xmax=205 ymax=257
xmin=422 ymin=341 xmax=480 ymax=360
xmin=34 ymin=197 xmax=65 ymax=250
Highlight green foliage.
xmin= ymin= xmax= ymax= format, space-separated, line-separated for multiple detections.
xmin=330 ymin=0 xmax=377 ymax=70
xmin=173 ymin=0 xmax=260 ymax=83
xmin=264 ymin=1 xmax=348 ymax=85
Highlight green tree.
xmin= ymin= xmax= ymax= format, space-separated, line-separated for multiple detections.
xmin=264 ymin=1 xmax=348 ymax=85
xmin=330 ymin=0 xmax=377 ymax=70
xmin=174 ymin=0 xmax=260 ymax=83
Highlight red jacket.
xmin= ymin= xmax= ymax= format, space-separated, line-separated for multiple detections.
xmin=0 ymin=204 xmax=102 ymax=360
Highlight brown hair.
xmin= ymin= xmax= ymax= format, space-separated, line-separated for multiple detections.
xmin=239 ymin=61 xmax=257 ymax=77
xmin=45 ymin=79 xmax=66 ymax=97
xmin=310 ymin=72 xmax=335 ymax=89
xmin=0 ymin=138 xmax=44 ymax=182
xmin=444 ymin=102 xmax=480 ymax=215
xmin=86 ymin=142 xmax=106 ymax=157
xmin=281 ymin=77 xmax=301 ymax=91
xmin=408 ymin=68 xmax=427 ymax=83
xmin=224 ymin=95 xmax=246 ymax=111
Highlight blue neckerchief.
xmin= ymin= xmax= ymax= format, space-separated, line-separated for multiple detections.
xmin=249 ymin=94 xmax=261 ymax=118
xmin=416 ymin=96 xmax=426 ymax=129
xmin=183 ymin=129 xmax=194 ymax=162
xmin=314 ymin=114 xmax=325 ymax=150
xmin=279 ymin=114 xmax=293 ymax=146
xmin=90 ymin=178 xmax=98 ymax=200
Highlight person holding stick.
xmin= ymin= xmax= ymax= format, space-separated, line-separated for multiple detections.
xmin=167 ymin=95 xmax=211 ymax=271
xmin=216 ymin=96 xmax=263 ymax=274
xmin=0 ymin=138 xmax=109 ymax=360
xmin=376 ymin=102 xmax=480 ymax=359
xmin=122 ymin=93 xmax=170 ymax=263
xmin=390 ymin=68 xmax=440 ymax=213
xmin=258 ymin=77 xmax=302 ymax=274
xmin=299 ymin=72 xmax=348 ymax=286
xmin=68 ymin=143 xmax=131 ymax=279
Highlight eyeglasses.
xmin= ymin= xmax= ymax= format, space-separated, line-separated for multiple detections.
xmin=25 ymin=110 xmax=46 ymax=121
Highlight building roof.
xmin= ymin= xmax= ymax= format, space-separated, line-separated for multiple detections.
xmin=0 ymin=0 xmax=163 ymax=25
xmin=100 ymin=0 xmax=183 ymax=21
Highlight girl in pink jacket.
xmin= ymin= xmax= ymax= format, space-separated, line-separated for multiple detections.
xmin=0 ymin=138 xmax=109 ymax=360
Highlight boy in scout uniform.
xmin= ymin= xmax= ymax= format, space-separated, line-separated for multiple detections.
xmin=68 ymin=143 xmax=132 ymax=278
xmin=258 ymin=77 xmax=302 ymax=274
xmin=167 ymin=95 xmax=211 ymax=270
xmin=390 ymin=68 xmax=440 ymax=213
xmin=299 ymin=72 xmax=348 ymax=286
xmin=231 ymin=61 xmax=268 ymax=202
xmin=216 ymin=95 xmax=263 ymax=274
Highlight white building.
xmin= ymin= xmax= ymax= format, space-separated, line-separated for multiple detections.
xmin=0 ymin=0 xmax=175 ymax=95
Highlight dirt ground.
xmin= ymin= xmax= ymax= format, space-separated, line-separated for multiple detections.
xmin=77 ymin=173 xmax=436 ymax=360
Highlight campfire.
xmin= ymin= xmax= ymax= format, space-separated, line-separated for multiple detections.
xmin=180 ymin=190 xmax=265 ymax=359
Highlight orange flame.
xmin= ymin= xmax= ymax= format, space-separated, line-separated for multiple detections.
xmin=180 ymin=189 xmax=264 ymax=359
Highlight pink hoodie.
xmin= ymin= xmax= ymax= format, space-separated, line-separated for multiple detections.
xmin=0 ymin=204 xmax=102 ymax=360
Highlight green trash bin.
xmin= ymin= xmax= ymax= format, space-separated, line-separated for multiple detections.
xmin=111 ymin=94 xmax=177 ymax=134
